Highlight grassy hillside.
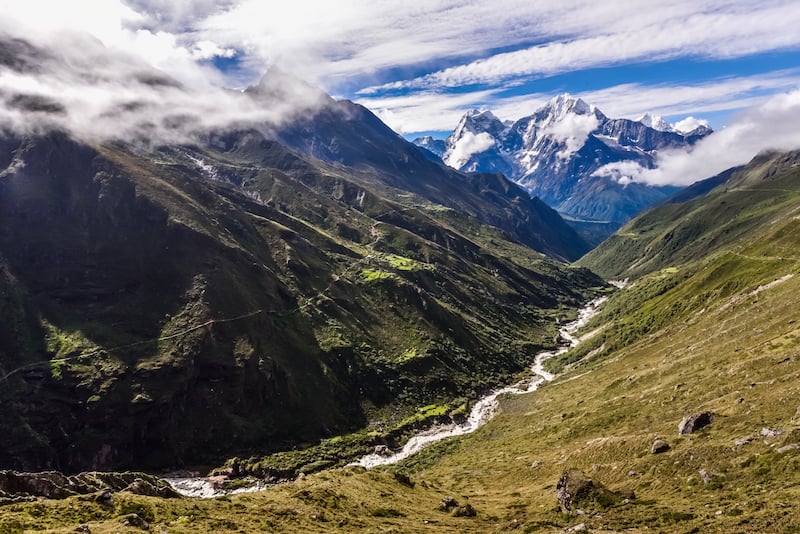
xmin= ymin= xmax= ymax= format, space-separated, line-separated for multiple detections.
xmin=5 ymin=151 xmax=800 ymax=532
xmin=579 ymin=150 xmax=800 ymax=280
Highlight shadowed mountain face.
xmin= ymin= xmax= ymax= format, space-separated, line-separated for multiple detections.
xmin=0 ymin=126 xmax=602 ymax=472
xmin=249 ymin=75 xmax=591 ymax=262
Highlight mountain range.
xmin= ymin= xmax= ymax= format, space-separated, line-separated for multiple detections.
xmin=414 ymin=95 xmax=712 ymax=238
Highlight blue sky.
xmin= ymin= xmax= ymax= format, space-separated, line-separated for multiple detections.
xmin=4 ymin=0 xmax=800 ymax=185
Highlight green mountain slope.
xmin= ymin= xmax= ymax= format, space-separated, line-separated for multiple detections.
xmin=9 ymin=149 xmax=797 ymax=532
xmin=579 ymin=150 xmax=800 ymax=280
xmin=0 ymin=131 xmax=602 ymax=473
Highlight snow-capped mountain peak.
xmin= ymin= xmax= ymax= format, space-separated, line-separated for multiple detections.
xmin=636 ymin=113 xmax=674 ymax=132
xmin=413 ymin=93 xmax=713 ymax=226
xmin=453 ymin=109 xmax=506 ymax=137
xmin=536 ymin=93 xmax=594 ymax=124
xmin=411 ymin=135 xmax=446 ymax=158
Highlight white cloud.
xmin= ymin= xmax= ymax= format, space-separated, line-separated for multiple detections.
xmin=579 ymin=70 xmax=800 ymax=120
xmin=190 ymin=40 xmax=237 ymax=60
xmin=444 ymin=132 xmax=495 ymax=169
xmin=357 ymin=70 xmax=800 ymax=136
xmin=0 ymin=29 xmax=328 ymax=145
xmin=593 ymin=89 xmax=800 ymax=186
xmin=541 ymin=113 xmax=600 ymax=159
xmin=3 ymin=0 xmax=800 ymax=164
xmin=363 ymin=2 xmax=800 ymax=94
xmin=672 ymin=116 xmax=709 ymax=134
xmin=357 ymin=89 xmax=499 ymax=134
xmin=593 ymin=160 xmax=653 ymax=186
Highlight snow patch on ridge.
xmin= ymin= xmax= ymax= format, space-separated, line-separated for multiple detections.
xmin=637 ymin=113 xmax=674 ymax=132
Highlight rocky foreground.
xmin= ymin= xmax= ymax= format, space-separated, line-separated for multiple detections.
xmin=0 ymin=470 xmax=180 ymax=502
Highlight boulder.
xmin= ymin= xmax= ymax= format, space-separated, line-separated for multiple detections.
xmin=650 ymin=439 xmax=670 ymax=454
xmin=556 ymin=469 xmax=633 ymax=513
xmin=120 ymin=513 xmax=150 ymax=530
xmin=678 ymin=412 xmax=715 ymax=435
xmin=122 ymin=478 xmax=182 ymax=498
xmin=698 ymin=469 xmax=717 ymax=484
xmin=439 ymin=496 xmax=458 ymax=512
xmin=760 ymin=427 xmax=783 ymax=438
xmin=89 ymin=489 xmax=115 ymax=506
xmin=451 ymin=503 xmax=477 ymax=517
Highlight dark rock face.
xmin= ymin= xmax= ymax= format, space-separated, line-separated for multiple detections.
xmin=678 ymin=413 xmax=715 ymax=434
xmin=0 ymin=470 xmax=180 ymax=500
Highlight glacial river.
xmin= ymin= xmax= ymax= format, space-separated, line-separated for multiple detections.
xmin=350 ymin=296 xmax=606 ymax=468
xmin=165 ymin=296 xmax=607 ymax=497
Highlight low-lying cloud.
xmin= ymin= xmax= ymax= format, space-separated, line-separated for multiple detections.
xmin=445 ymin=131 xmax=495 ymax=169
xmin=594 ymin=89 xmax=800 ymax=186
xmin=0 ymin=28 xmax=328 ymax=146
xmin=541 ymin=113 xmax=600 ymax=160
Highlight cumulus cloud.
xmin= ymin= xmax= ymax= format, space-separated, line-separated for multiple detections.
xmin=444 ymin=132 xmax=495 ymax=169
xmin=593 ymin=89 xmax=800 ymax=186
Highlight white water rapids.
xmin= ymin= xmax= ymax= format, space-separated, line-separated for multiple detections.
xmin=164 ymin=296 xmax=607 ymax=497
xmin=162 ymin=477 xmax=272 ymax=499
